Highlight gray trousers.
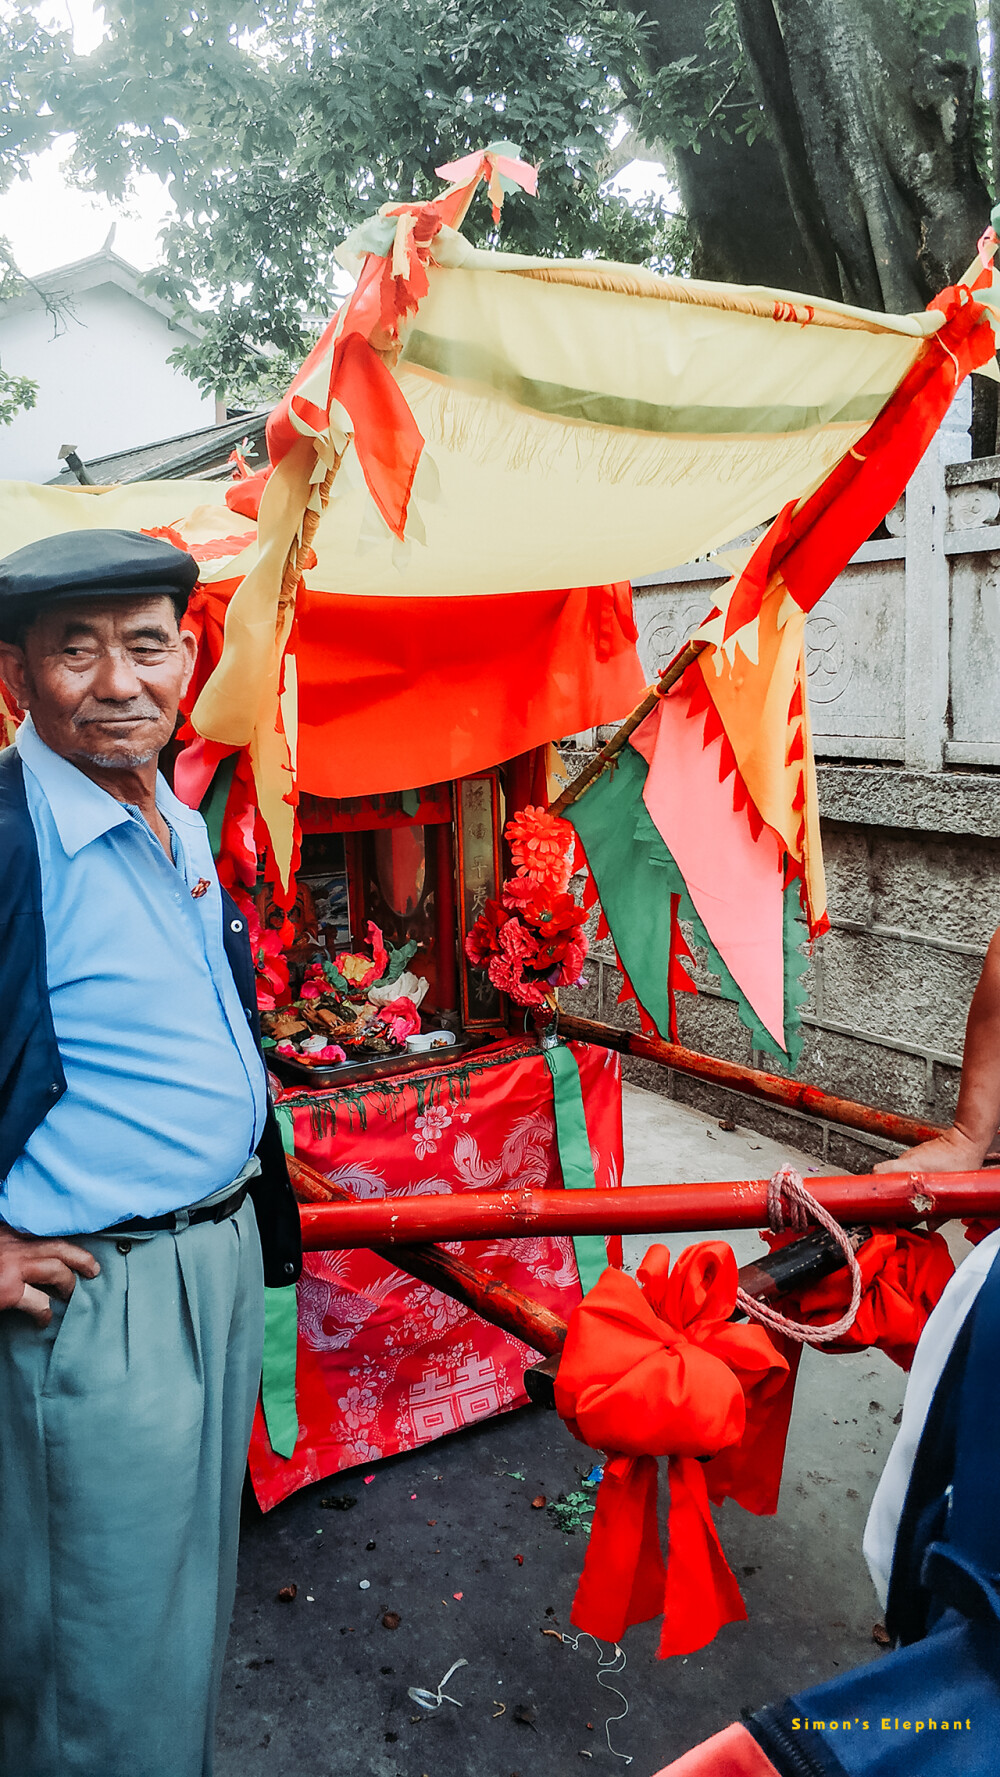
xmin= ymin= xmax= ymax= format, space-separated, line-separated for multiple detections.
xmin=0 ymin=1192 xmax=265 ymax=1777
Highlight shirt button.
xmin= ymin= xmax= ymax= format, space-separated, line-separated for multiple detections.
xmin=116 ymin=1239 xmax=132 ymax=1256
xmin=230 ymin=919 xmax=244 ymax=933
xmin=245 ymin=1007 xmax=253 ymax=1022
xmin=49 ymin=1082 xmax=60 ymax=1096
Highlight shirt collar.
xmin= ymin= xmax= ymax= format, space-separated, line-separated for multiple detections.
xmin=15 ymin=715 xmax=203 ymax=857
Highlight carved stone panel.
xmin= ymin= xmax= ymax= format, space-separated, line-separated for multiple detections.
xmin=632 ymin=579 xmax=718 ymax=682
xmin=949 ymin=551 xmax=1000 ymax=747
xmin=805 ymin=559 xmax=905 ymax=757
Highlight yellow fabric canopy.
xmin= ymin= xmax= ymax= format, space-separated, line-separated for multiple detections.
xmin=308 ymin=245 xmax=940 ymax=598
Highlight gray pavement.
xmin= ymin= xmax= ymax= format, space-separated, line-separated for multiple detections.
xmin=217 ymin=1086 xmax=913 ymax=1777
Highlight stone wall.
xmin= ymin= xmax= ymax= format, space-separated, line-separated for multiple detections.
xmin=559 ymin=433 xmax=1000 ymax=1169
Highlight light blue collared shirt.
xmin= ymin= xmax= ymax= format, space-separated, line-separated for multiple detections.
xmin=1 ymin=717 xmax=267 ymax=1236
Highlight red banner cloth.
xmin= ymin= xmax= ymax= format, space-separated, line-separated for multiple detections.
xmin=248 ymin=1039 xmax=624 ymax=1510
xmin=294 ymin=579 xmax=643 ymax=798
xmin=554 ymin=1243 xmax=792 ymax=1658
xmin=651 ymin=1723 xmax=783 ymax=1777
xmin=758 ymin=1226 xmax=955 ymax=1370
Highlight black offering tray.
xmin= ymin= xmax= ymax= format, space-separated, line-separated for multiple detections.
xmin=267 ymin=1032 xmax=480 ymax=1090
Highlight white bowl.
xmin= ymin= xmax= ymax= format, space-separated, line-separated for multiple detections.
xmin=405 ymin=1030 xmax=457 ymax=1053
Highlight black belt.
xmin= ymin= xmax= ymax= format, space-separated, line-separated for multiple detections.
xmin=103 ymin=1183 xmax=250 ymax=1237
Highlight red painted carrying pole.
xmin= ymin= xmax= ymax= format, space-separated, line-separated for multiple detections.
xmin=287 ymin=1153 xmax=567 ymax=1354
xmin=556 ymin=1014 xmax=944 ymax=1149
xmin=298 ymin=1170 xmax=1000 ymax=1250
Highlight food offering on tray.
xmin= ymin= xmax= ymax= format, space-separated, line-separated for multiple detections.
xmin=260 ymin=922 xmax=430 ymax=1069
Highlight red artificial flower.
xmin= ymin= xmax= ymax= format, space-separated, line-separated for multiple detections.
xmin=487 ymin=954 xmax=548 ymax=1007
xmin=497 ymin=916 xmax=539 ymax=965
xmin=247 ymin=903 xmax=290 ymax=1007
xmin=502 ymin=879 xmax=589 ymax=969
xmin=552 ymin=937 xmax=588 ymax=987
xmin=376 ymin=996 xmax=422 ymax=1042
xmin=505 ymin=805 xmax=575 ymax=894
xmin=465 ymin=898 xmax=510 ymax=964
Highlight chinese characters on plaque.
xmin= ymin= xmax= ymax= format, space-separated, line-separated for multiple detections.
xmin=456 ymin=774 xmax=503 ymax=1027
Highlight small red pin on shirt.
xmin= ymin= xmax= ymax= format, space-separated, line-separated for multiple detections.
xmin=190 ymin=878 xmax=211 ymax=899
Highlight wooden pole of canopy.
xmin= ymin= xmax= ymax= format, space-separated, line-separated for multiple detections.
xmin=556 ymin=1013 xmax=945 ymax=1150
xmin=297 ymin=1169 xmax=1000 ymax=1248
xmin=547 ymin=640 xmax=707 ymax=817
xmin=287 ymin=1152 xmax=569 ymax=1355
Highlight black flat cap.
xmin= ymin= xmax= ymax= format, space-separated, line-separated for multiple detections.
xmin=0 ymin=528 xmax=199 ymax=641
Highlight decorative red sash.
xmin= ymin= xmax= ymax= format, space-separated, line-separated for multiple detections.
xmin=554 ymin=1242 xmax=793 ymax=1658
xmin=758 ymin=1225 xmax=954 ymax=1370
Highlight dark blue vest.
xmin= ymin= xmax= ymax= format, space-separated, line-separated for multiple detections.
xmin=0 ymin=746 xmax=300 ymax=1287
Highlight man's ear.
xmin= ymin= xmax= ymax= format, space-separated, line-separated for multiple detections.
xmin=0 ymin=643 xmax=29 ymax=713
xmin=177 ymin=626 xmax=198 ymax=703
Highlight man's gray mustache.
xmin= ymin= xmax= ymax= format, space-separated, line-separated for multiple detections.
xmin=73 ymin=705 xmax=161 ymax=725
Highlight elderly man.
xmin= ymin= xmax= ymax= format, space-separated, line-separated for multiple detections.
xmin=0 ymin=529 xmax=300 ymax=1777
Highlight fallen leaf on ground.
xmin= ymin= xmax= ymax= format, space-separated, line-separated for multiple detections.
xmin=453 ymin=1591 xmax=463 ymax=1600
xmin=382 ymin=1612 xmax=401 ymax=1630
xmin=276 ymin=1584 xmax=297 ymax=1603
xmin=872 ymin=1622 xmax=891 ymax=1647
xmin=320 ymin=1494 xmax=356 ymax=1511
xmin=531 ymin=1495 xmax=546 ymax=1509
xmin=514 ymin=1554 xmax=524 ymax=1565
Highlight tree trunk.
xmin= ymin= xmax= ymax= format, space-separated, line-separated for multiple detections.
xmin=735 ymin=0 xmax=990 ymax=310
xmin=989 ymin=0 xmax=1000 ymax=194
xmin=640 ymin=0 xmax=989 ymax=312
xmin=639 ymin=0 xmax=839 ymax=296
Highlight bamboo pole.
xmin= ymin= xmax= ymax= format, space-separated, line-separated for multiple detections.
xmin=298 ymin=1168 xmax=1000 ymax=1249
xmin=548 ymin=640 xmax=707 ymax=816
xmin=556 ymin=1013 xmax=944 ymax=1149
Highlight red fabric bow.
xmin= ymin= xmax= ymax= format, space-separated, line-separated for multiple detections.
xmin=554 ymin=1243 xmax=793 ymax=1658
xmin=758 ymin=1226 xmax=954 ymax=1370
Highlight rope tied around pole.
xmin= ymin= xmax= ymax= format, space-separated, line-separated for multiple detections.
xmin=734 ymin=1163 xmax=864 ymax=1344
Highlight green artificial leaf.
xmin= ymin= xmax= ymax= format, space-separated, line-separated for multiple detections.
xmin=321 ymin=953 xmax=352 ymax=993
xmin=382 ymin=938 xmax=419 ymax=987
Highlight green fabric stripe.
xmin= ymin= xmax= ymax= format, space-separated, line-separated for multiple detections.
xmin=543 ymin=1044 xmax=607 ymax=1296
xmin=198 ymin=754 xmax=237 ymax=860
xmin=261 ymin=1289 xmax=300 ymax=1459
xmin=260 ymin=1104 xmax=300 ymax=1459
xmin=401 ymin=329 xmax=885 ymax=438
xmin=565 ymin=744 xmax=807 ymax=1066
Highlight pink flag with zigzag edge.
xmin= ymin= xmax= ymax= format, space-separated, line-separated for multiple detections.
xmin=630 ymin=687 xmax=788 ymax=1051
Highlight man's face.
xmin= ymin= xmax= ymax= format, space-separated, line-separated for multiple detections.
xmin=0 ymin=595 xmax=197 ymax=771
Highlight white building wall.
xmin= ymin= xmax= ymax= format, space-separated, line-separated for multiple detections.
xmin=0 ymin=282 xmax=215 ymax=484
